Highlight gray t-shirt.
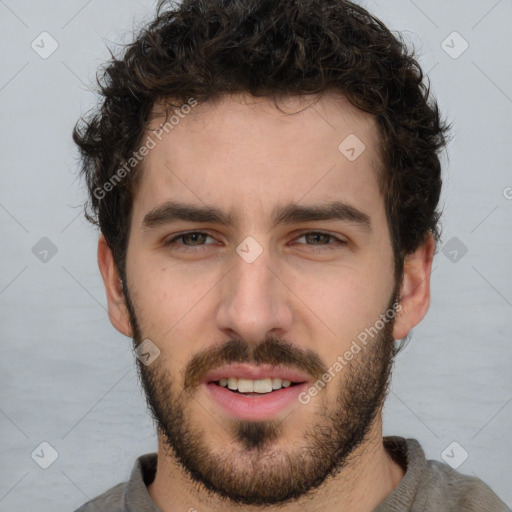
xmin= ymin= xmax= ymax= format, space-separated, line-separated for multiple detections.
xmin=75 ymin=437 xmax=510 ymax=512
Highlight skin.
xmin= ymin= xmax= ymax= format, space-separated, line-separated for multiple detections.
xmin=98 ymin=92 xmax=434 ymax=512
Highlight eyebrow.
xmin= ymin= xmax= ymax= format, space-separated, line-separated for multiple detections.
xmin=142 ymin=200 xmax=372 ymax=232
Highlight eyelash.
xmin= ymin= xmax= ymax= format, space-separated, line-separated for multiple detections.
xmin=163 ymin=231 xmax=346 ymax=252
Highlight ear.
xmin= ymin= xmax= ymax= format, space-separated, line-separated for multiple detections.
xmin=393 ymin=232 xmax=435 ymax=340
xmin=97 ymin=234 xmax=133 ymax=337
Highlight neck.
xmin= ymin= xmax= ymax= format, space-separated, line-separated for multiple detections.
xmin=147 ymin=416 xmax=404 ymax=512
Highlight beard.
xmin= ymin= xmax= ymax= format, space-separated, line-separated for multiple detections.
xmin=124 ymin=288 xmax=399 ymax=506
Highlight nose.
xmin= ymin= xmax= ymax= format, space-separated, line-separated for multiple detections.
xmin=215 ymin=244 xmax=293 ymax=345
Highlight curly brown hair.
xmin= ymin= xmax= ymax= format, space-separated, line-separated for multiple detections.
xmin=73 ymin=0 xmax=451 ymax=285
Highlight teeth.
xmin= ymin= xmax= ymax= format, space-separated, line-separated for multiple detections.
xmin=253 ymin=378 xmax=272 ymax=393
xmin=237 ymin=378 xmax=254 ymax=393
xmin=217 ymin=377 xmax=294 ymax=393
xmin=272 ymin=377 xmax=282 ymax=390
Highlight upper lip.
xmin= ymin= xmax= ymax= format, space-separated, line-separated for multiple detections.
xmin=202 ymin=364 xmax=311 ymax=384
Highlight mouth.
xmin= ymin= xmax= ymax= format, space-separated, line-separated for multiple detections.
xmin=201 ymin=366 xmax=311 ymax=421
xmin=211 ymin=377 xmax=303 ymax=396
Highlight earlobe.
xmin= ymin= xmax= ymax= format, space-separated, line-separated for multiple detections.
xmin=97 ymin=234 xmax=133 ymax=337
xmin=392 ymin=232 xmax=435 ymax=340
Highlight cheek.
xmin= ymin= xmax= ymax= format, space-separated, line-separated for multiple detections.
xmin=128 ymin=260 xmax=221 ymax=341
xmin=287 ymin=261 xmax=390 ymax=341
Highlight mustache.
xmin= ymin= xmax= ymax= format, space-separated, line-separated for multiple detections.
xmin=183 ymin=337 xmax=328 ymax=389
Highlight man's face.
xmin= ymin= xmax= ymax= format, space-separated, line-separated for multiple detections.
xmin=122 ymin=93 xmax=400 ymax=505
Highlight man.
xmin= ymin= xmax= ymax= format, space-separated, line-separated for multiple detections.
xmin=73 ymin=0 xmax=509 ymax=510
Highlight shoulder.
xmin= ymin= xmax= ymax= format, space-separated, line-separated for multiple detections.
xmin=421 ymin=458 xmax=510 ymax=512
xmin=378 ymin=437 xmax=510 ymax=512
xmin=73 ymin=453 xmax=159 ymax=512
xmin=73 ymin=482 xmax=127 ymax=512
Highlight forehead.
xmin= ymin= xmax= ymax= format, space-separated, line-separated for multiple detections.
xmin=133 ymin=92 xmax=384 ymax=229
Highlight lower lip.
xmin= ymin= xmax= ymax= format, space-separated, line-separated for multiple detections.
xmin=203 ymin=382 xmax=309 ymax=421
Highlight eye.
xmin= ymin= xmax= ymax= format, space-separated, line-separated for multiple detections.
xmin=293 ymin=231 xmax=346 ymax=249
xmin=163 ymin=231 xmax=218 ymax=250
xmin=162 ymin=230 xmax=346 ymax=253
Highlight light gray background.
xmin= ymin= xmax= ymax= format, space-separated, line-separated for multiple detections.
xmin=0 ymin=1 xmax=511 ymax=510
